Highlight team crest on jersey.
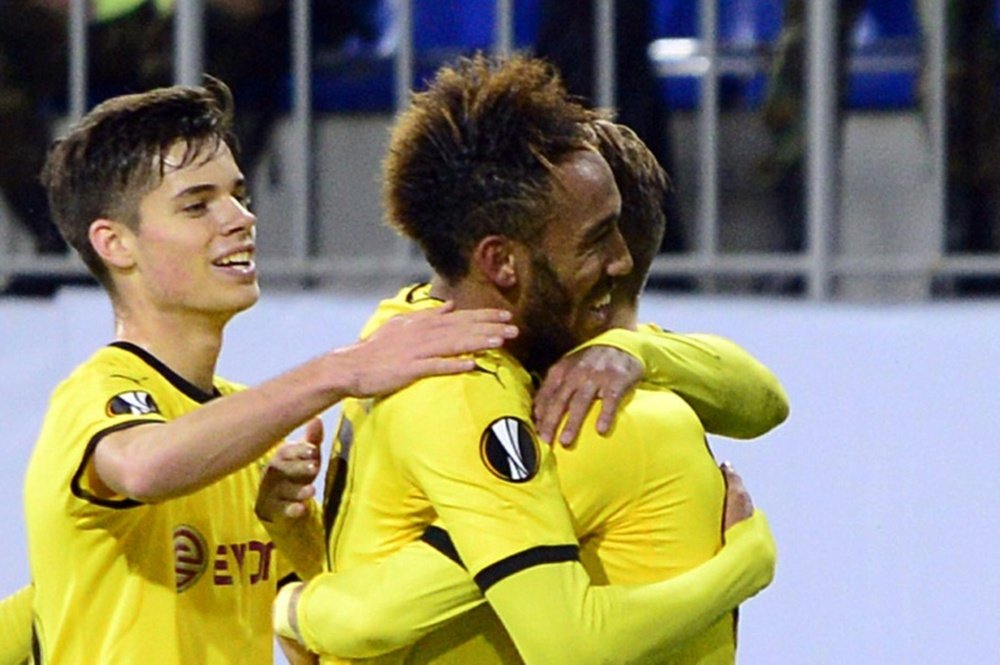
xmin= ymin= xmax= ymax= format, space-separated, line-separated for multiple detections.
xmin=106 ymin=391 xmax=160 ymax=417
xmin=479 ymin=417 xmax=540 ymax=483
xmin=174 ymin=525 xmax=208 ymax=592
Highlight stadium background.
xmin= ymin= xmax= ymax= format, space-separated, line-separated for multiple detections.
xmin=1 ymin=1 xmax=998 ymax=663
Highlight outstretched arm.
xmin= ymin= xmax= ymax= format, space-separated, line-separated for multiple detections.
xmin=276 ymin=462 xmax=775 ymax=662
xmin=90 ymin=305 xmax=518 ymax=502
xmin=275 ymin=509 xmax=775 ymax=662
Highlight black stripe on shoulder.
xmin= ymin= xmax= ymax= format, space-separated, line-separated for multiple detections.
xmin=474 ymin=544 xmax=579 ymax=593
xmin=70 ymin=419 xmax=163 ymax=509
xmin=421 ymin=526 xmax=466 ymax=569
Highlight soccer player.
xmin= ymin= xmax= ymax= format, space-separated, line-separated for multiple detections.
xmin=267 ymin=55 xmax=781 ymax=664
xmin=20 ymin=77 xmax=518 ymax=665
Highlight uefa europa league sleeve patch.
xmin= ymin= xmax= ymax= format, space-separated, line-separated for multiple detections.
xmin=479 ymin=417 xmax=540 ymax=483
xmin=106 ymin=391 xmax=160 ymax=417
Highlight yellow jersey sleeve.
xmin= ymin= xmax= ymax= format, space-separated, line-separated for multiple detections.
xmin=0 ymin=586 xmax=32 ymax=665
xmin=384 ymin=368 xmax=578 ymax=579
xmin=291 ymin=508 xmax=775 ymax=663
xmin=484 ymin=509 xmax=776 ymax=664
xmin=293 ymin=539 xmax=482 ymax=658
xmin=571 ymin=325 xmax=790 ymax=439
xmin=46 ymin=362 xmax=169 ymax=514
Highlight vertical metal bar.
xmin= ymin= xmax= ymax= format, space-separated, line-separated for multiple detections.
xmin=697 ymin=0 xmax=720 ymax=264
xmin=289 ymin=0 xmax=314 ymax=262
xmin=495 ymin=0 xmax=514 ymax=56
xmin=924 ymin=1 xmax=947 ymax=260
xmin=594 ymin=0 xmax=615 ymax=108
xmin=68 ymin=0 xmax=89 ymax=121
xmin=394 ymin=0 xmax=414 ymax=112
xmin=393 ymin=0 xmax=416 ymax=268
xmin=173 ymin=0 xmax=204 ymax=86
xmin=805 ymin=0 xmax=837 ymax=300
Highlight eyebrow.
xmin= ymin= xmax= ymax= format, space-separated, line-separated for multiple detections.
xmin=582 ymin=211 xmax=620 ymax=244
xmin=171 ymin=178 xmax=246 ymax=201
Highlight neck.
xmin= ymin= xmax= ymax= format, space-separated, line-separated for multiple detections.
xmin=608 ymin=301 xmax=640 ymax=331
xmin=113 ymin=303 xmax=226 ymax=393
xmin=429 ymin=272 xmax=537 ymax=367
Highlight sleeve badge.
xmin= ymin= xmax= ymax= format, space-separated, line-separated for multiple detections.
xmin=106 ymin=391 xmax=160 ymax=417
xmin=479 ymin=417 xmax=540 ymax=483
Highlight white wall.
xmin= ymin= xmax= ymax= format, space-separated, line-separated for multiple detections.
xmin=1 ymin=288 xmax=997 ymax=663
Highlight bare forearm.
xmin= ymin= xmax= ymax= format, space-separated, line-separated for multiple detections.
xmin=97 ymin=349 xmax=355 ymax=501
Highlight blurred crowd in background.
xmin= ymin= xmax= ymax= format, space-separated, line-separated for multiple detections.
xmin=2 ymin=0 xmax=998 ymax=295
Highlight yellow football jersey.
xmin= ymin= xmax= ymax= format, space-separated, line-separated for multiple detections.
xmin=24 ymin=342 xmax=290 ymax=664
xmin=313 ymin=285 xmax=740 ymax=664
xmin=394 ymin=389 xmax=734 ymax=665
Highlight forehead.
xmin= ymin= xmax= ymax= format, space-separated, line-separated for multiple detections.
xmin=153 ymin=140 xmax=240 ymax=193
xmin=543 ymin=149 xmax=620 ymax=242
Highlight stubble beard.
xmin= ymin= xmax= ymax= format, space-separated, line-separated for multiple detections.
xmin=519 ymin=252 xmax=579 ymax=375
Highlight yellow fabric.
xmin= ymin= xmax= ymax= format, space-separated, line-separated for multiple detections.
xmin=327 ymin=348 xmax=575 ymax=579
xmin=0 ymin=586 xmax=32 ymax=665
xmin=573 ymin=325 xmax=790 ymax=439
xmin=296 ymin=512 xmax=774 ymax=664
xmin=398 ymin=390 xmax=734 ymax=664
xmin=297 ymin=284 xmax=776 ymax=663
xmin=24 ymin=344 xmax=287 ymax=665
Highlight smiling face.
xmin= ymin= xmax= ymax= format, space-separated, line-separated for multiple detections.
xmin=518 ymin=149 xmax=633 ymax=372
xmin=121 ymin=140 xmax=258 ymax=322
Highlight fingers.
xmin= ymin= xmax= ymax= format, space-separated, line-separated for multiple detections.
xmin=594 ymin=385 xmax=625 ymax=435
xmin=303 ymin=417 xmax=324 ymax=447
xmin=417 ymin=308 xmax=519 ymax=356
xmin=721 ymin=461 xmax=755 ymax=532
xmin=533 ymin=347 xmax=642 ymax=444
xmin=274 ymin=441 xmax=321 ymax=481
xmin=534 ymin=374 xmax=575 ymax=444
xmin=555 ymin=381 xmax=599 ymax=446
xmin=256 ymin=437 xmax=322 ymax=523
xmin=347 ymin=307 xmax=520 ymax=396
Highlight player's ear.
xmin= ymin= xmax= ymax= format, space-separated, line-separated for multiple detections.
xmin=471 ymin=235 xmax=520 ymax=289
xmin=89 ymin=218 xmax=137 ymax=271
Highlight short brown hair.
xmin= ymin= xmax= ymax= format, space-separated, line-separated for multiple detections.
xmin=590 ymin=120 xmax=670 ymax=301
xmin=41 ymin=76 xmax=237 ymax=290
xmin=383 ymin=54 xmax=597 ymax=280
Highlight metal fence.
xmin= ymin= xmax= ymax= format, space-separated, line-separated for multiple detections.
xmin=2 ymin=0 xmax=998 ymax=300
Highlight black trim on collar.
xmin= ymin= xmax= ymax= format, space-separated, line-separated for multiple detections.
xmin=70 ymin=419 xmax=162 ymax=509
xmin=405 ymin=283 xmax=445 ymax=304
xmin=473 ymin=544 xmax=579 ymax=593
xmin=421 ymin=526 xmax=466 ymax=569
xmin=109 ymin=341 xmax=221 ymax=404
